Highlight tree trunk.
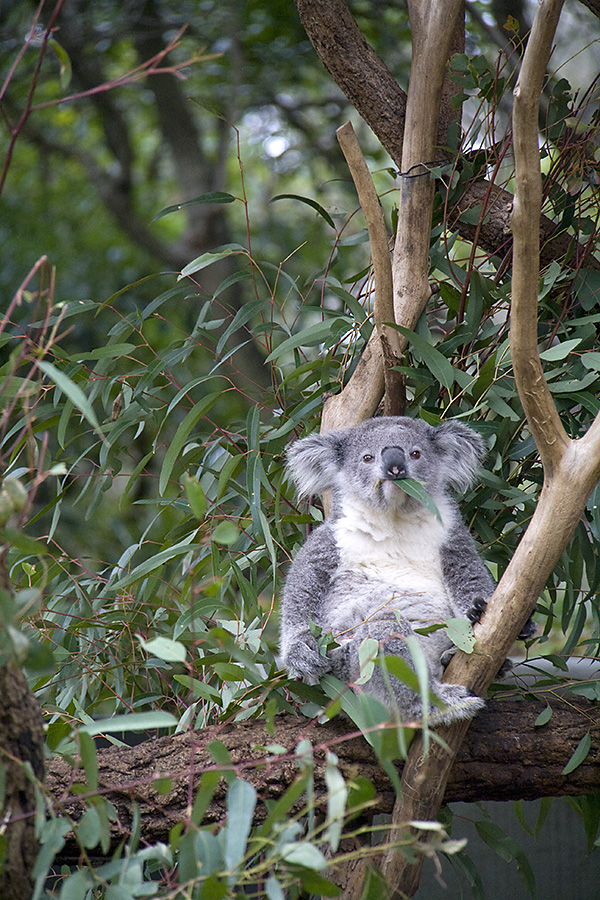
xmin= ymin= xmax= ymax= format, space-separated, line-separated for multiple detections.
xmin=0 ymin=660 xmax=45 ymax=900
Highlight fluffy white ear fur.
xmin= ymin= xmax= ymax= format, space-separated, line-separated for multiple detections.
xmin=286 ymin=432 xmax=346 ymax=498
xmin=432 ymin=421 xmax=486 ymax=493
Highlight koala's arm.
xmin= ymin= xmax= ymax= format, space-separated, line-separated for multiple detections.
xmin=280 ymin=523 xmax=340 ymax=684
xmin=440 ymin=514 xmax=495 ymax=617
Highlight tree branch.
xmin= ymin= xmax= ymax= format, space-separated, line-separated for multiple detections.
xmin=334 ymin=122 xmax=404 ymax=418
xmin=44 ymin=698 xmax=600 ymax=863
xmin=379 ymin=4 xmax=600 ymax=896
xmin=510 ymin=0 xmax=569 ymax=474
xmin=294 ymin=0 xmax=407 ymax=166
xmin=391 ymin=0 xmax=464 ymax=347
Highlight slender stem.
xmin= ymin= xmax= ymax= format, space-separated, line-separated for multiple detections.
xmin=335 ymin=122 xmax=405 ymax=415
xmin=510 ymin=0 xmax=568 ymax=476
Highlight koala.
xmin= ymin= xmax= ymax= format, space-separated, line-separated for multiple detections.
xmin=280 ymin=416 xmax=496 ymax=726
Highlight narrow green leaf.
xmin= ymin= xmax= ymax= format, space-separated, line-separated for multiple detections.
xmin=257 ymin=775 xmax=310 ymax=837
xmin=179 ymin=245 xmax=246 ymax=279
xmin=355 ymin=637 xmax=379 ymax=685
xmin=208 ymin=740 xmax=232 ymax=766
xmin=324 ymin=752 xmax=347 ymax=852
xmin=37 ymin=360 xmax=102 ymax=435
xmin=271 ymin=193 xmax=336 ymax=228
xmin=377 ymin=653 xmax=421 ymax=693
xmin=265 ymin=875 xmax=286 ymax=900
xmin=159 ymin=391 xmax=221 ymax=495
xmin=389 ymin=324 xmax=456 ymax=390
xmin=78 ymin=711 xmax=177 ymax=736
xmin=66 ymin=343 xmax=137 ymax=362
xmin=183 ymin=473 xmax=207 ymax=520
xmin=296 ymin=870 xmax=342 ymax=896
xmin=191 ymin=769 xmax=222 ymax=826
xmin=391 ymin=477 xmax=441 ymax=521
xmin=562 ymin=732 xmax=591 ymax=775
xmin=153 ymin=191 xmax=236 ymax=221
xmin=173 ymin=675 xmax=222 ymax=703
xmin=0 ymin=529 xmax=48 ymax=557
xmin=216 ymin=299 xmax=267 ymax=356
xmin=78 ymin=731 xmax=98 ymax=791
xmin=580 ymin=351 xmax=600 ymax=372
xmin=110 ymin=536 xmax=195 ymax=590
xmin=534 ymin=705 xmax=553 ymax=727
xmin=265 ymin=317 xmax=350 ymax=363
xmin=76 ymin=806 xmax=102 ymax=849
xmin=211 ymin=521 xmax=240 ymax=546
xmin=48 ymin=38 xmax=72 ymax=90
xmin=475 ymin=820 xmax=514 ymax=862
xmin=539 ymin=338 xmax=582 ymax=361
xmin=280 ymin=841 xmax=328 ymax=870
xmin=224 ymin=779 xmax=257 ymax=869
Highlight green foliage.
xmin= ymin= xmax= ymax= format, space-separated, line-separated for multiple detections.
xmin=1 ymin=9 xmax=600 ymax=898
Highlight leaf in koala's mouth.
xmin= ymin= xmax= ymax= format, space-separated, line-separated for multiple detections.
xmin=391 ymin=477 xmax=442 ymax=521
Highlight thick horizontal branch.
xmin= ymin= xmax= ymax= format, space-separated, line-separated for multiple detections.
xmin=46 ymin=697 xmax=600 ymax=859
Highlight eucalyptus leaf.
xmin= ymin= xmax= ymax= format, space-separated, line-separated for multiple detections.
xmin=390 ymin=477 xmax=442 ymax=521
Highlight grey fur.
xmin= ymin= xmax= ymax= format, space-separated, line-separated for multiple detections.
xmin=280 ymin=416 xmax=494 ymax=726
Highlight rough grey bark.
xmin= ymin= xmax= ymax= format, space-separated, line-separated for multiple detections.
xmin=44 ymin=697 xmax=600 ymax=862
xmin=0 ymin=661 xmax=45 ymax=900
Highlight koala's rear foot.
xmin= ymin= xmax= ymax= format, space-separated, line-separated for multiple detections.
xmin=430 ymin=683 xmax=485 ymax=725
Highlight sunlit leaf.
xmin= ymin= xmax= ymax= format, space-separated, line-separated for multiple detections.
xmin=137 ymin=635 xmax=186 ymax=663
xmin=78 ymin=712 xmax=177 ymax=736
xmin=224 ymin=779 xmax=256 ymax=869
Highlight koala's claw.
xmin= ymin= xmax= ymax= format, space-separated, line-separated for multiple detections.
xmin=518 ymin=615 xmax=537 ymax=641
xmin=468 ymin=600 xmax=536 ymax=643
xmin=495 ymin=658 xmax=513 ymax=679
xmin=440 ymin=646 xmax=456 ymax=668
xmin=431 ymin=684 xmax=485 ymax=725
xmin=467 ymin=597 xmax=488 ymax=624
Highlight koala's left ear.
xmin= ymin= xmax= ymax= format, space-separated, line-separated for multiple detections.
xmin=432 ymin=421 xmax=486 ymax=492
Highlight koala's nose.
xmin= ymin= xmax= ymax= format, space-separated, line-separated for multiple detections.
xmin=381 ymin=446 xmax=407 ymax=480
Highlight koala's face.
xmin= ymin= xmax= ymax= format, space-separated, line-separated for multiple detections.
xmin=287 ymin=416 xmax=485 ymax=513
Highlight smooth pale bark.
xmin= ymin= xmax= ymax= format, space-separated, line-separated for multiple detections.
xmin=380 ymin=4 xmax=600 ymax=898
xmin=323 ymin=123 xmax=403 ymax=430
xmin=295 ymin=1 xmax=600 ymax=897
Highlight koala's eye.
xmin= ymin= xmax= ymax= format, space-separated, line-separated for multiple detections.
xmin=362 ymin=454 xmax=374 ymax=463
xmin=409 ymin=449 xmax=421 ymax=459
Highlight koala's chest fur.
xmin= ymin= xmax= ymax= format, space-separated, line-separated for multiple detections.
xmin=331 ymin=495 xmax=454 ymax=616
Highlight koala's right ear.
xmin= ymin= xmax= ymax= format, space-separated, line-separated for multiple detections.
xmin=286 ymin=431 xmax=346 ymax=498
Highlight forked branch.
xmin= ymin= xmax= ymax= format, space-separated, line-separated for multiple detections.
xmin=381 ymin=2 xmax=600 ymax=896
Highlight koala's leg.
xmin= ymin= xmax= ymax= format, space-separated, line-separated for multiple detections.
xmin=331 ymin=614 xmax=483 ymax=726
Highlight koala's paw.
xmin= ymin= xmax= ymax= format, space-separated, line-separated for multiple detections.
xmin=518 ymin=614 xmax=537 ymax=642
xmin=440 ymin=646 xmax=457 ymax=668
xmin=468 ymin=601 xmax=536 ymax=643
xmin=466 ymin=597 xmax=488 ymax=624
xmin=495 ymin=658 xmax=513 ymax=679
xmin=283 ymin=638 xmax=333 ymax=685
xmin=431 ymin=684 xmax=485 ymax=725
